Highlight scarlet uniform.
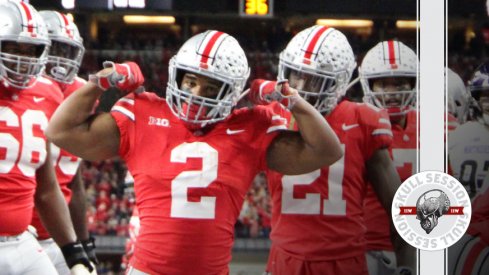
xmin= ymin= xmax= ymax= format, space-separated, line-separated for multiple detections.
xmin=30 ymin=77 xmax=86 ymax=239
xmin=364 ymin=109 xmax=418 ymax=251
xmin=265 ymin=100 xmax=392 ymax=273
xmin=110 ymin=92 xmax=287 ymax=274
xmin=0 ymin=77 xmax=63 ymax=236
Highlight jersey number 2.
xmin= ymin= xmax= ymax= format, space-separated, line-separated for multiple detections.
xmin=170 ymin=142 xmax=218 ymax=219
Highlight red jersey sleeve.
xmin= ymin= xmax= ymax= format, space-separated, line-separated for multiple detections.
xmin=252 ymin=105 xmax=289 ymax=170
xmin=110 ymin=93 xmax=137 ymax=159
xmin=358 ymin=103 xmax=393 ymax=160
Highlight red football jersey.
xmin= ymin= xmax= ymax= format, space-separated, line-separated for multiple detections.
xmin=0 ymin=77 xmax=63 ymax=236
xmin=110 ymin=92 xmax=287 ymax=274
xmin=266 ymin=100 xmax=393 ymax=260
xmin=364 ymin=109 xmax=418 ymax=251
xmin=31 ymin=77 xmax=86 ymax=239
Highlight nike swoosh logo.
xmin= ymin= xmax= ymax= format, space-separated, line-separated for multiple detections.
xmin=226 ymin=129 xmax=245 ymax=135
xmin=342 ymin=123 xmax=359 ymax=131
xmin=33 ymin=96 xmax=45 ymax=103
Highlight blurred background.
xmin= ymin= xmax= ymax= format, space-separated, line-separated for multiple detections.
xmin=25 ymin=0 xmax=486 ymax=274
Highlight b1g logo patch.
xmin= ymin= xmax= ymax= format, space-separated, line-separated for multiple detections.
xmin=392 ymin=171 xmax=472 ymax=251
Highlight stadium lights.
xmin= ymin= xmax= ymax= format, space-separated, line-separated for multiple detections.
xmin=396 ymin=20 xmax=418 ymax=29
xmin=123 ymin=15 xmax=176 ymax=24
xmin=316 ymin=19 xmax=373 ymax=28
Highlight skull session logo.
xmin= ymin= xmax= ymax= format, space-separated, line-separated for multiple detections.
xmin=392 ymin=171 xmax=472 ymax=250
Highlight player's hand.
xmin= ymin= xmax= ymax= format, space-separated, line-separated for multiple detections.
xmin=89 ymin=61 xmax=144 ymax=93
xmin=248 ymin=79 xmax=300 ymax=109
xmin=61 ymin=242 xmax=94 ymax=274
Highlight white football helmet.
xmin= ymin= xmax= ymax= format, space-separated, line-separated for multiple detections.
xmin=40 ymin=10 xmax=85 ymax=84
xmin=446 ymin=68 xmax=469 ymax=124
xmin=359 ymin=40 xmax=417 ymax=116
xmin=278 ymin=26 xmax=356 ymax=114
xmin=166 ymin=30 xmax=250 ymax=128
xmin=0 ymin=0 xmax=50 ymax=89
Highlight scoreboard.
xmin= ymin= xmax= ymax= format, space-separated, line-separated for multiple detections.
xmin=239 ymin=0 xmax=273 ymax=17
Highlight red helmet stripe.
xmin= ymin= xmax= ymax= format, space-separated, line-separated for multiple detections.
xmin=303 ymin=26 xmax=329 ymax=62
xmin=387 ymin=40 xmax=397 ymax=66
xmin=59 ymin=12 xmax=74 ymax=38
xmin=19 ymin=1 xmax=35 ymax=35
xmin=200 ymin=31 xmax=225 ymax=65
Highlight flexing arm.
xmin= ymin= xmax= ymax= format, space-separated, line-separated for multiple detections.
xmin=366 ymin=148 xmax=416 ymax=270
xmin=265 ymin=85 xmax=342 ymax=175
xmin=46 ymin=81 xmax=119 ymax=161
xmin=47 ymin=62 xmax=143 ymax=161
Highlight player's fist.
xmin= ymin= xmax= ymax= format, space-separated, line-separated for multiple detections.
xmin=89 ymin=61 xmax=144 ymax=93
xmin=248 ymin=79 xmax=299 ymax=109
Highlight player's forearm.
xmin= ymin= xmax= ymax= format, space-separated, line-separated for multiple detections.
xmin=35 ymin=163 xmax=77 ymax=246
xmin=69 ymin=169 xmax=89 ymax=241
xmin=289 ymin=97 xmax=342 ymax=166
xmin=46 ymin=82 xmax=103 ymax=145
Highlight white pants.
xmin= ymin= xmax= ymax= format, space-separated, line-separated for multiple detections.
xmin=366 ymin=250 xmax=397 ymax=275
xmin=0 ymin=231 xmax=57 ymax=275
xmin=39 ymin=238 xmax=70 ymax=275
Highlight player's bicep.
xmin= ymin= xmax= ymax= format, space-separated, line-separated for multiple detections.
xmin=56 ymin=113 xmax=120 ymax=161
xmin=266 ymin=130 xmax=322 ymax=175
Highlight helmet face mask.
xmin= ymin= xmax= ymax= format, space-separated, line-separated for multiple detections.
xmin=0 ymin=0 xmax=50 ymax=89
xmin=359 ymin=40 xmax=418 ymax=117
xmin=39 ymin=10 xmax=85 ymax=84
xmin=367 ymin=76 xmax=416 ymax=116
xmin=166 ymin=31 xmax=249 ymax=129
xmin=278 ymin=26 xmax=355 ymax=114
xmin=280 ymin=62 xmax=338 ymax=108
xmin=168 ymin=68 xmax=233 ymax=125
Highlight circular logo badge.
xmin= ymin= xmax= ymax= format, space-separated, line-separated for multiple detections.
xmin=392 ymin=170 xmax=472 ymax=251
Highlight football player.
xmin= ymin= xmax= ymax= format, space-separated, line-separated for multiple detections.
xmin=448 ymin=62 xmax=489 ymax=200
xmin=447 ymin=62 xmax=489 ymax=275
xmin=27 ymin=10 xmax=98 ymax=275
xmin=262 ymin=28 xmax=415 ymax=275
xmin=447 ymin=68 xmax=469 ymax=125
xmin=360 ymin=40 xmax=418 ymax=275
xmin=0 ymin=1 xmax=92 ymax=274
xmin=45 ymin=30 xmax=343 ymax=274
